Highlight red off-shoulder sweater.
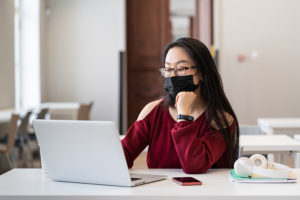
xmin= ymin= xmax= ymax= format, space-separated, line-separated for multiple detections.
xmin=121 ymin=101 xmax=236 ymax=174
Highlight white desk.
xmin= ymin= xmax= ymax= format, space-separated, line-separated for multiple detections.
xmin=0 ymin=168 xmax=300 ymax=200
xmin=257 ymin=118 xmax=300 ymax=166
xmin=240 ymin=135 xmax=300 ymax=167
xmin=0 ymin=103 xmax=80 ymax=138
xmin=240 ymin=135 xmax=300 ymax=153
xmin=258 ymin=118 xmax=300 ymax=137
xmin=0 ymin=103 xmax=80 ymax=122
xmin=0 ymin=110 xmax=12 ymax=124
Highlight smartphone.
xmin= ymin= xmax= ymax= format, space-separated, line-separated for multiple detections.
xmin=172 ymin=177 xmax=202 ymax=186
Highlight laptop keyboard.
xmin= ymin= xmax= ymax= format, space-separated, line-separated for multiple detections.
xmin=131 ymin=177 xmax=142 ymax=181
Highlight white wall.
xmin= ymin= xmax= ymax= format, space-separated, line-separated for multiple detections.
xmin=41 ymin=0 xmax=125 ymax=124
xmin=219 ymin=0 xmax=300 ymax=124
xmin=0 ymin=0 xmax=15 ymax=109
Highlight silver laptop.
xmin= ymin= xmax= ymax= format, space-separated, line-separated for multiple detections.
xmin=33 ymin=120 xmax=167 ymax=187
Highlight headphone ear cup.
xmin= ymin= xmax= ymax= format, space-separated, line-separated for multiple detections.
xmin=249 ymin=154 xmax=268 ymax=168
xmin=234 ymin=157 xmax=254 ymax=177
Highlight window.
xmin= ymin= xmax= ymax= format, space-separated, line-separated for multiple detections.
xmin=14 ymin=0 xmax=41 ymax=110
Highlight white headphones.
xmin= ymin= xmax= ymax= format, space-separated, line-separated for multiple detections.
xmin=234 ymin=154 xmax=291 ymax=178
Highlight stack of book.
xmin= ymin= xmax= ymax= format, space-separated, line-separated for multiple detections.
xmin=229 ymin=169 xmax=297 ymax=183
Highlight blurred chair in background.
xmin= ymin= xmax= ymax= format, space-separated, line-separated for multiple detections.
xmin=36 ymin=108 xmax=49 ymax=120
xmin=28 ymin=108 xmax=49 ymax=138
xmin=0 ymin=114 xmax=19 ymax=169
xmin=28 ymin=108 xmax=49 ymax=161
xmin=77 ymin=101 xmax=93 ymax=120
xmin=16 ymin=111 xmax=33 ymax=168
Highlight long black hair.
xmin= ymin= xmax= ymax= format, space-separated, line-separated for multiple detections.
xmin=162 ymin=38 xmax=239 ymax=167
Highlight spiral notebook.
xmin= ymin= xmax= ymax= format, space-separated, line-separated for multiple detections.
xmin=229 ymin=169 xmax=297 ymax=183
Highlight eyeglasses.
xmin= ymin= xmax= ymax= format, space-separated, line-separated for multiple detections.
xmin=159 ymin=66 xmax=197 ymax=77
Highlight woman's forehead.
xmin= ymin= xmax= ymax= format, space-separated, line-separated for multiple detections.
xmin=165 ymin=47 xmax=194 ymax=65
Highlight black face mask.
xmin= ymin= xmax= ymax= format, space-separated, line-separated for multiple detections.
xmin=163 ymin=75 xmax=199 ymax=98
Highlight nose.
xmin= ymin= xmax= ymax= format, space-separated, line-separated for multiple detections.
xmin=170 ymin=69 xmax=177 ymax=77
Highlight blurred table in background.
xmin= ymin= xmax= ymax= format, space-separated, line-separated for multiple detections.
xmin=258 ymin=118 xmax=300 ymax=137
xmin=258 ymin=118 xmax=300 ymax=167
xmin=0 ymin=110 xmax=12 ymax=123
xmin=0 ymin=109 xmax=13 ymax=138
xmin=40 ymin=102 xmax=80 ymax=120
xmin=240 ymin=134 xmax=300 ymax=167
xmin=0 ymin=102 xmax=80 ymax=136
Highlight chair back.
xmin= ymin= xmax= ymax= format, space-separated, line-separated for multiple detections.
xmin=19 ymin=111 xmax=32 ymax=136
xmin=239 ymin=125 xmax=261 ymax=135
xmin=7 ymin=114 xmax=19 ymax=154
xmin=37 ymin=108 xmax=48 ymax=119
xmin=77 ymin=102 xmax=93 ymax=120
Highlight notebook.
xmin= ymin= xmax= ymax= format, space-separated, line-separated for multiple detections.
xmin=33 ymin=120 xmax=167 ymax=187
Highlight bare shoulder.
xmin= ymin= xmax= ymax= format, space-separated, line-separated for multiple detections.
xmin=137 ymin=99 xmax=163 ymax=121
xmin=210 ymin=111 xmax=234 ymax=130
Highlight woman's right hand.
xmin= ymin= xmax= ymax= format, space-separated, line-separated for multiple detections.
xmin=175 ymin=91 xmax=197 ymax=116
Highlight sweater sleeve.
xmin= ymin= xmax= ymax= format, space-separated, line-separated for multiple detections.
xmin=171 ymin=121 xmax=229 ymax=174
xmin=121 ymin=119 xmax=150 ymax=168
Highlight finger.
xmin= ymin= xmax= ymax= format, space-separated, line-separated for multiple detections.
xmin=175 ymin=94 xmax=179 ymax=107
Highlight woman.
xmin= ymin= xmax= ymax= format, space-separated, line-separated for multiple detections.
xmin=122 ymin=38 xmax=239 ymax=174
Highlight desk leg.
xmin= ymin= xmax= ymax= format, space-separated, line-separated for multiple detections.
xmin=274 ymin=152 xmax=295 ymax=167
xmin=278 ymin=153 xmax=285 ymax=164
xmin=292 ymin=152 xmax=300 ymax=168
xmin=267 ymin=153 xmax=274 ymax=162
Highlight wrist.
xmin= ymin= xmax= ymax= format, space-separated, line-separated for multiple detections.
xmin=177 ymin=114 xmax=194 ymax=122
xmin=177 ymin=109 xmax=191 ymax=116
